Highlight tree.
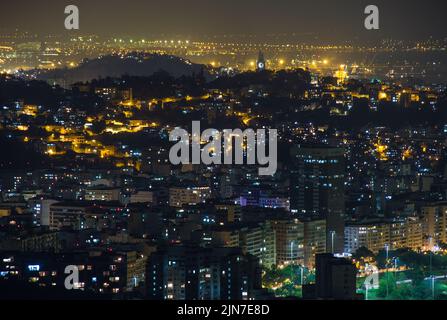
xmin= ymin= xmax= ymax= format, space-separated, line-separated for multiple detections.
xmin=376 ymin=273 xmax=397 ymax=299
xmin=354 ymin=246 xmax=375 ymax=260
xmin=91 ymin=120 xmax=106 ymax=134
xmin=389 ymin=284 xmax=413 ymax=300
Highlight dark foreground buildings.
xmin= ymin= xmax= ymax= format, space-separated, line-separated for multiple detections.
xmin=303 ymin=253 xmax=360 ymax=300
xmin=147 ymin=246 xmax=270 ymax=300
xmin=0 ymin=249 xmax=146 ymax=296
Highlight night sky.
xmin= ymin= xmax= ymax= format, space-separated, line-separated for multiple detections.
xmin=0 ymin=0 xmax=446 ymax=42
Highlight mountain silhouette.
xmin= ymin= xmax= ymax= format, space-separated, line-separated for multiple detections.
xmin=36 ymin=53 xmax=211 ymax=85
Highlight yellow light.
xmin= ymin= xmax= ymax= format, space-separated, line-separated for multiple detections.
xmin=323 ymin=59 xmax=329 ymax=65
xmin=374 ymin=142 xmax=389 ymax=161
xmin=402 ymin=149 xmax=412 ymax=160
xmin=17 ymin=125 xmax=29 ymax=131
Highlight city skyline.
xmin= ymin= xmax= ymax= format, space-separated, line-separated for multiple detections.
xmin=1 ymin=0 xmax=447 ymax=304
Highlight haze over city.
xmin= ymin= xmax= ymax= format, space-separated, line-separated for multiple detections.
xmin=0 ymin=0 xmax=446 ymax=42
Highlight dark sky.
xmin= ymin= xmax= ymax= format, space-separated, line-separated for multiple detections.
xmin=0 ymin=0 xmax=446 ymax=42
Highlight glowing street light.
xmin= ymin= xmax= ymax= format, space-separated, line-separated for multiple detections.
xmin=290 ymin=241 xmax=295 ymax=264
xmin=385 ymin=244 xmax=390 ymax=298
xmin=330 ymin=231 xmax=336 ymax=254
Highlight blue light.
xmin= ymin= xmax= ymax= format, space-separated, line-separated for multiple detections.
xmin=28 ymin=265 xmax=40 ymax=271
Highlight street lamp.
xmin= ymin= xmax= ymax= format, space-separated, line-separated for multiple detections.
xmin=330 ymin=231 xmax=336 ymax=254
xmin=290 ymin=241 xmax=295 ymax=264
xmin=385 ymin=243 xmax=389 ymax=261
xmin=299 ymin=265 xmax=306 ymax=297
xmin=385 ymin=244 xmax=390 ymax=298
xmin=300 ymin=265 xmax=304 ymax=285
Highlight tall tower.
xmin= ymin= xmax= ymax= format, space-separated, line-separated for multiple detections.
xmin=290 ymin=145 xmax=346 ymax=254
xmin=256 ymin=51 xmax=266 ymax=72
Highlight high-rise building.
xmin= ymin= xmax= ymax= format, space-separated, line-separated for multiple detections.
xmin=196 ymin=221 xmax=276 ymax=268
xmin=30 ymin=198 xmax=59 ymax=226
xmin=85 ymin=187 xmax=121 ymax=202
xmin=239 ymin=222 xmax=276 ymax=268
xmin=146 ymin=246 xmax=262 ymax=300
xmin=303 ymin=253 xmax=359 ymax=300
xmin=270 ymin=218 xmax=304 ymax=266
xmin=291 ymin=146 xmax=346 ymax=253
xmin=49 ymin=202 xmax=103 ymax=231
xmin=302 ymin=217 xmax=327 ymax=268
xmin=390 ymin=217 xmax=423 ymax=251
xmin=129 ymin=191 xmax=154 ymax=204
xmin=214 ymin=203 xmax=242 ymax=223
xmin=0 ymin=249 xmax=146 ymax=295
xmin=344 ymin=221 xmax=390 ymax=254
xmin=169 ymin=186 xmax=212 ymax=208
xmin=421 ymin=204 xmax=447 ymax=250
xmin=344 ymin=217 xmax=423 ymax=254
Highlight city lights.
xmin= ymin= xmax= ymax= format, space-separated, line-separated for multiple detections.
xmin=0 ymin=0 xmax=446 ymax=306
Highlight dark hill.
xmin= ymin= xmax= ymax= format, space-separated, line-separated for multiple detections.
xmin=36 ymin=53 xmax=211 ymax=85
